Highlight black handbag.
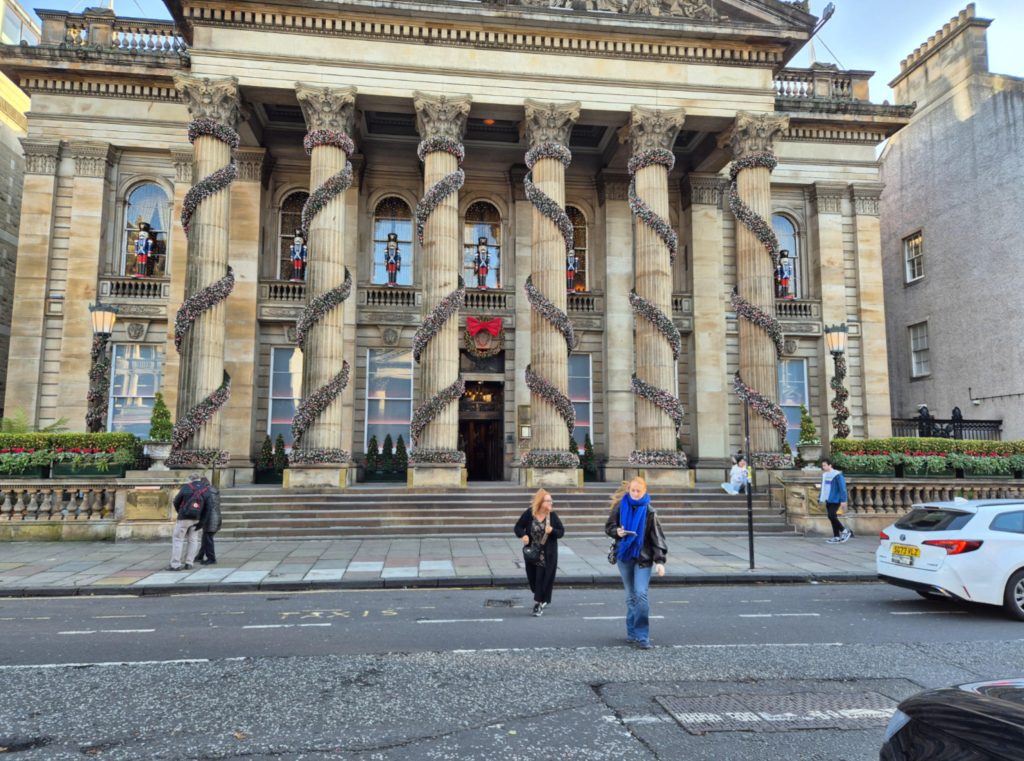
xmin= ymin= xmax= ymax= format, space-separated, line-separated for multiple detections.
xmin=522 ymin=517 xmax=549 ymax=566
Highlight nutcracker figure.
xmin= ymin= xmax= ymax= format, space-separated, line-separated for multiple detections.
xmin=289 ymin=232 xmax=307 ymax=282
xmin=774 ymin=248 xmax=792 ymax=299
xmin=133 ymin=224 xmax=154 ymax=278
xmin=566 ymin=250 xmax=579 ymax=292
xmin=384 ymin=232 xmax=401 ymax=287
xmin=473 ymin=236 xmax=490 ymax=289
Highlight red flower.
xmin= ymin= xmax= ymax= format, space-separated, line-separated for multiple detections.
xmin=0 ymin=448 xmax=9 ymax=454
xmin=107 ymin=447 xmax=116 ymax=453
xmin=12 ymin=448 xmax=24 ymax=453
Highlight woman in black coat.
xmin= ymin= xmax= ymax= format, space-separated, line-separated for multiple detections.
xmin=514 ymin=488 xmax=565 ymax=616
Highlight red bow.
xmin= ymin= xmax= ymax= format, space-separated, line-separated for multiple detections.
xmin=467 ymin=317 xmax=502 ymax=337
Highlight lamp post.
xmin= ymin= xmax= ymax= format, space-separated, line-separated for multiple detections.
xmin=86 ymin=303 xmax=119 ymax=433
xmin=824 ymin=323 xmax=850 ymax=439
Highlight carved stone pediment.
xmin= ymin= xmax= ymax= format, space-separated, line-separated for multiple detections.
xmin=520 ymin=0 xmax=719 ymax=19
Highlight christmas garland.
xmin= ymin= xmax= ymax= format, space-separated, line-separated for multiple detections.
xmin=172 ymin=371 xmax=230 ymax=449
xmin=289 ymin=448 xmax=351 ymax=466
xmin=522 ymin=449 xmax=580 ymax=469
xmin=166 ymin=448 xmax=230 ymax=469
xmin=415 ymin=135 xmax=466 ymax=245
xmin=174 ymin=267 xmax=235 ymax=351
xmin=291 ymin=361 xmax=350 ymax=455
xmin=410 ymin=377 xmax=465 ymax=447
xmin=729 ymin=150 xmax=788 ymax=454
xmin=629 ymin=450 xmax=688 ymax=467
xmin=181 ymin=118 xmax=240 ymax=237
xmin=629 ymin=290 xmax=681 ymax=360
xmin=525 ymin=276 xmax=574 ymax=354
xmin=753 ymin=452 xmax=794 ymax=469
xmin=524 ymin=142 xmax=574 ymax=255
xmin=831 ymin=353 xmax=851 ymax=439
xmin=300 ymin=128 xmax=356 ymax=240
xmin=525 ymin=365 xmax=575 ymax=436
xmin=408 ymin=448 xmax=466 ymax=466
xmin=413 ymin=278 xmax=466 ymax=362
xmin=295 ymin=268 xmax=352 ymax=351
xmin=628 ymin=148 xmax=679 ymax=263
xmin=731 ymin=288 xmax=784 ymax=359
xmin=85 ymin=335 xmax=111 ymax=433
xmin=631 ymin=374 xmax=684 ymax=436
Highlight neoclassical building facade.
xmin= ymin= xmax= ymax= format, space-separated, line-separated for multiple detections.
xmin=0 ymin=0 xmax=910 ymax=486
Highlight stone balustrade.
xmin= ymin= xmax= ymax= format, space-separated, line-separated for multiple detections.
xmin=463 ymin=288 xmax=510 ymax=313
xmin=774 ymin=66 xmax=871 ymax=102
xmin=37 ymin=10 xmax=187 ymax=53
xmin=775 ymin=298 xmax=821 ymax=319
xmin=0 ymin=482 xmax=116 ymax=521
xmin=99 ymin=276 xmax=170 ymax=301
xmin=111 ymin=20 xmax=187 ymax=53
xmin=260 ymin=279 xmax=306 ymax=303
xmin=363 ymin=285 xmax=419 ymax=309
xmin=567 ymin=291 xmax=603 ymax=314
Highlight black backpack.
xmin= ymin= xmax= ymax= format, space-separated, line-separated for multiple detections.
xmin=204 ymin=485 xmax=222 ymax=534
xmin=179 ymin=483 xmax=208 ymax=521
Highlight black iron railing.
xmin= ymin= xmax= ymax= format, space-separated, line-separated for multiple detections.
xmin=891 ymin=417 xmax=1003 ymax=441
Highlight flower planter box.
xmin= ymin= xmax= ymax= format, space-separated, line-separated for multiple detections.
xmin=1 ymin=465 xmax=50 ymax=479
xmin=254 ymin=468 xmax=283 ymax=485
xmin=51 ymin=463 xmax=127 ymax=478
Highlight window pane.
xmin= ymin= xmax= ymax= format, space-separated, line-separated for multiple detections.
xmin=772 ymin=214 xmax=799 ymax=298
xmin=372 ymin=197 xmax=413 ymax=286
xmin=990 ymin=511 xmax=1024 ymax=534
xmin=279 ymin=192 xmax=309 ymax=279
xmin=777 ymin=358 xmax=807 ymax=451
xmin=124 ymin=183 xmax=170 ymax=277
xmin=567 ymin=205 xmax=587 ymax=291
xmin=110 ymin=345 xmax=162 ymax=398
xmin=367 ymin=349 xmax=413 ymax=399
xmin=464 ymin=201 xmax=501 ymax=289
xmin=109 ymin=397 xmax=155 ymax=437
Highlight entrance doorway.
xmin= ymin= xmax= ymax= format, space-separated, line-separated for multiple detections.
xmin=459 ymin=380 xmax=504 ymax=481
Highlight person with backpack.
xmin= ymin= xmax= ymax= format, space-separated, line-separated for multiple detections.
xmin=168 ymin=473 xmax=210 ymax=571
xmin=194 ymin=476 xmax=221 ymax=566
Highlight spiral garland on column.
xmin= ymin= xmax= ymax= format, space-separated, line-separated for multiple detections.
xmin=168 ymin=117 xmax=239 ymax=468
xmin=831 ymin=354 xmax=851 ymax=439
xmin=627 ymin=149 xmax=686 ymax=467
xmin=728 ymin=150 xmax=791 ymax=464
xmin=85 ymin=335 xmax=111 ymax=433
xmin=409 ymin=137 xmax=468 ymax=466
xmin=289 ymin=129 xmax=356 ymax=466
xmin=628 ymin=148 xmax=679 ymax=262
xmin=524 ymin=143 xmax=574 ymax=254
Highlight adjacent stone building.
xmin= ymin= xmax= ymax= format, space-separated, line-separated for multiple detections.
xmin=881 ymin=4 xmax=1024 ymax=439
xmin=0 ymin=0 xmax=910 ymax=485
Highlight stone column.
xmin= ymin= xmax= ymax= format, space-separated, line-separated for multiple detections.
xmin=521 ymin=99 xmax=580 ymax=489
xmin=409 ymin=92 xmax=471 ymax=488
xmin=60 ymin=142 xmax=115 ymax=431
xmin=4 ymin=139 xmax=60 ymax=423
xmin=811 ymin=182 xmax=848 ymax=446
xmin=686 ymin=173 xmax=731 ymax=479
xmin=221 ymin=147 xmax=266 ymax=478
xmin=598 ymin=171 xmax=636 ymax=478
xmin=851 ymin=184 xmax=893 ymax=438
xmin=160 ymin=147 xmax=195 ymax=418
xmin=723 ymin=112 xmax=790 ymax=465
xmin=169 ymin=75 xmax=241 ymax=471
xmin=286 ymin=84 xmax=358 ymax=489
xmin=622 ymin=106 xmax=688 ymax=488
xmin=510 ymin=165 xmax=533 ymax=469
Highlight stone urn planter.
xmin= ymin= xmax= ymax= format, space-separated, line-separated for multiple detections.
xmin=797 ymin=443 xmax=823 ymax=465
xmin=144 ymin=442 xmax=172 ymax=471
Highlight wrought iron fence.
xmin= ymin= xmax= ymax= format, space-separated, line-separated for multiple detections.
xmin=890 ymin=417 xmax=1003 ymax=441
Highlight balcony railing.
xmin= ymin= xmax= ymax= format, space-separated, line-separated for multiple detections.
xmin=567 ymin=291 xmax=603 ymax=313
xmin=99 ymin=276 xmax=169 ymax=301
xmin=260 ymin=280 xmax=306 ymax=303
xmin=891 ymin=418 xmax=1003 ymax=441
xmin=36 ymin=10 xmax=187 ymax=53
xmin=773 ymin=64 xmax=874 ymax=102
xmin=775 ymin=298 xmax=821 ymax=320
xmin=363 ymin=286 xmax=418 ymax=309
xmin=463 ymin=289 xmax=510 ymax=312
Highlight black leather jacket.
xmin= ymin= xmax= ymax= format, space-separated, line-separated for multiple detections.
xmin=605 ymin=504 xmax=668 ymax=567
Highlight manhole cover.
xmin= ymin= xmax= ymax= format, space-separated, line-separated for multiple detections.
xmin=484 ymin=599 xmax=516 ymax=608
xmin=656 ymin=691 xmax=897 ymax=735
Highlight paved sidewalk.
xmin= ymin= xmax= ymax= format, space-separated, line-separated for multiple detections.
xmin=0 ymin=534 xmax=877 ymax=597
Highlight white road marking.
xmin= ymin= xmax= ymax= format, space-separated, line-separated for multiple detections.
xmin=58 ymin=630 xmax=97 ymax=635
xmin=603 ymin=715 xmax=673 ymax=725
xmin=241 ymin=623 xmax=333 ymax=630
xmin=662 ymin=601 xmax=690 ymax=605
xmin=93 ymin=614 xmax=147 ymax=620
xmin=575 ymin=602 xmax=607 ymax=606
xmin=584 ymin=616 xmax=666 ymax=621
xmin=100 ymin=629 xmax=155 ymax=634
xmin=739 ymin=613 xmax=819 ymax=618
xmin=674 ymin=642 xmax=845 ymax=648
xmin=889 ymin=611 xmax=966 ymax=616
xmin=417 ymin=618 xmax=504 ymax=624
xmin=24 ymin=616 xmax=51 ymax=620
xmin=740 ymin=600 xmax=772 ymax=603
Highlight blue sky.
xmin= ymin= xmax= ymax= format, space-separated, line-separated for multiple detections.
xmin=28 ymin=0 xmax=1024 ymax=101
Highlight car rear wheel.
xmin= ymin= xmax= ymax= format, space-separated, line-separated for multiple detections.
xmin=1004 ymin=570 xmax=1024 ymax=621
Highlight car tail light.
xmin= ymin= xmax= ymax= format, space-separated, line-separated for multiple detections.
xmin=922 ymin=539 xmax=983 ymax=555
xmin=879 ymin=531 xmax=889 ymax=541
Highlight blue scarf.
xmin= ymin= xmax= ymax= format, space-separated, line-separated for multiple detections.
xmin=616 ymin=492 xmax=649 ymax=561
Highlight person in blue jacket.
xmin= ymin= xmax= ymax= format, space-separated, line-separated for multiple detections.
xmin=819 ymin=458 xmax=852 ymax=544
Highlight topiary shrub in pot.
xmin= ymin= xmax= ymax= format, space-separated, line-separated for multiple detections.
xmin=143 ymin=392 xmax=173 ymax=471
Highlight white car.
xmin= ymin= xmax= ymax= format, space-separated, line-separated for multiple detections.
xmin=876 ymin=499 xmax=1024 ymax=620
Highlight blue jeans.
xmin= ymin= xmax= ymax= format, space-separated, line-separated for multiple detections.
xmin=616 ymin=559 xmax=653 ymax=644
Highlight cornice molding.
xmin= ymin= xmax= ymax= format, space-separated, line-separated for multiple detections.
xmin=67 ymin=141 xmax=116 ymax=178
xmin=811 ymin=182 xmax=846 ymax=215
xmin=781 ymin=125 xmax=889 ymax=145
xmin=20 ymin=138 xmax=61 ymax=175
xmin=850 ymin=184 xmax=883 ymax=217
xmin=180 ymin=6 xmax=787 ymax=69
xmin=18 ymin=77 xmax=180 ymax=101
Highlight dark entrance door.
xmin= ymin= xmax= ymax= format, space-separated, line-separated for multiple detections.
xmin=458 ymin=381 xmax=504 ymax=481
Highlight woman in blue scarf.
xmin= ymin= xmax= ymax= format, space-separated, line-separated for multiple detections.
xmin=604 ymin=477 xmax=668 ymax=649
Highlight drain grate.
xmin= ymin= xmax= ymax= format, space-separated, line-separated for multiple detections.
xmin=656 ymin=691 xmax=897 ymax=735
xmin=484 ymin=599 xmax=517 ymax=608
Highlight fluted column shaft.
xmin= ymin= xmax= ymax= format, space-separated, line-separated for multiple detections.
xmin=634 ymin=162 xmax=676 ymax=453
xmin=420 ymin=148 xmax=461 ymax=451
xmin=530 ymin=156 xmax=569 ymax=453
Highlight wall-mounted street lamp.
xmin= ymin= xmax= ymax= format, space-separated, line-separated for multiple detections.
xmin=824 ymin=323 xmax=850 ymax=439
xmin=86 ymin=303 xmax=119 ymax=433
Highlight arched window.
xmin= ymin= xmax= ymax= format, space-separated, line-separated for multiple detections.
xmin=371 ymin=197 xmax=414 ymax=286
xmin=278 ymin=191 xmax=309 ymax=280
xmin=463 ymin=201 xmax=502 ymax=289
xmin=771 ymin=213 xmax=800 ymax=299
xmin=122 ymin=182 xmax=170 ymax=277
xmin=567 ymin=205 xmax=588 ymax=292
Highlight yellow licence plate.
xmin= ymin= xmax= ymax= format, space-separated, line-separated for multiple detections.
xmin=892 ymin=544 xmax=921 ymax=558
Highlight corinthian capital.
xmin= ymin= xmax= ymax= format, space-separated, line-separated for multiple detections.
xmin=413 ymin=92 xmax=472 ymax=142
xmin=20 ymin=138 xmax=61 ymax=176
xmin=723 ymin=111 xmax=790 ymax=158
xmin=522 ymin=99 xmax=580 ymax=148
xmin=295 ymin=84 xmax=357 ymax=134
xmin=173 ymin=74 xmax=241 ymax=128
xmin=621 ymin=106 xmax=685 ymax=154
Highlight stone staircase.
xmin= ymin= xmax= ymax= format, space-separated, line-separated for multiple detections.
xmin=217 ymin=483 xmax=793 ymax=539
